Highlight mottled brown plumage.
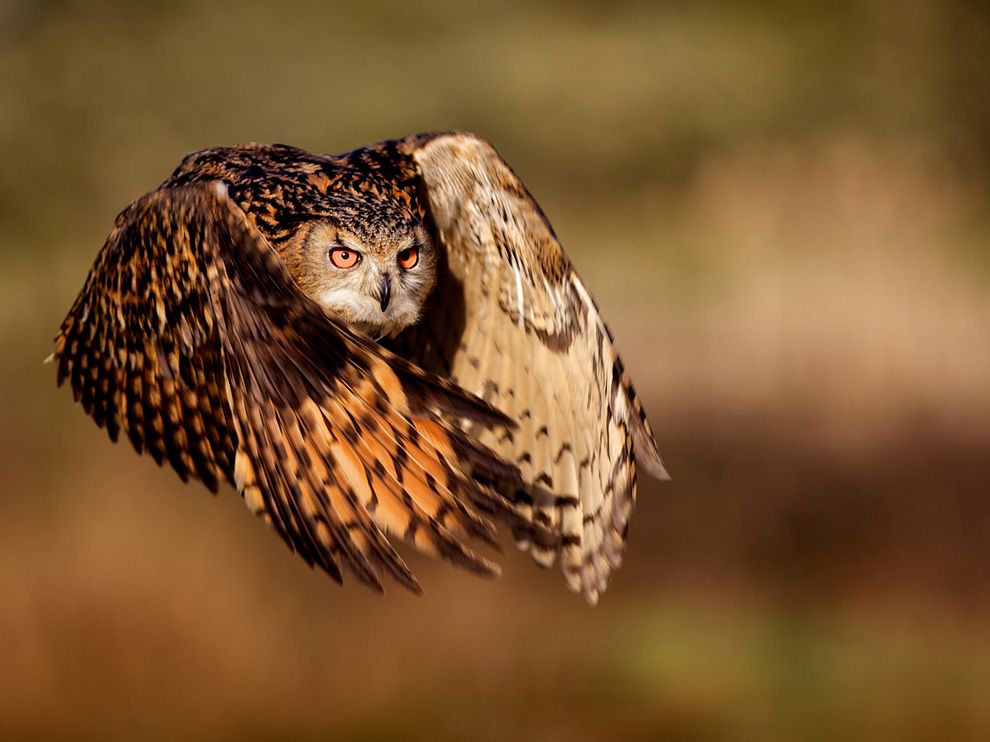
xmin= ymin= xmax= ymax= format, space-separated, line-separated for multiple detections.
xmin=54 ymin=131 xmax=666 ymax=603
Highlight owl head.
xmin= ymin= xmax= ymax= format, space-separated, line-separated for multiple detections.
xmin=277 ymin=201 xmax=437 ymax=339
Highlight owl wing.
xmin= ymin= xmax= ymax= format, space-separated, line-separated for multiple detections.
xmin=390 ymin=132 xmax=668 ymax=604
xmin=54 ymin=181 xmax=528 ymax=593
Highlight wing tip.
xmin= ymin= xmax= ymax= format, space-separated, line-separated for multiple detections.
xmin=633 ymin=425 xmax=671 ymax=482
xmin=583 ymin=587 xmax=601 ymax=607
xmin=640 ymin=451 xmax=671 ymax=482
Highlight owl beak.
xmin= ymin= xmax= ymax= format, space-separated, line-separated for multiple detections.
xmin=378 ymin=274 xmax=391 ymax=312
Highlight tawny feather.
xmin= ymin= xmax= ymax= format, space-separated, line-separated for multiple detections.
xmin=394 ymin=132 xmax=668 ymax=603
xmin=54 ymin=131 xmax=666 ymax=604
xmin=54 ymin=182 xmax=520 ymax=592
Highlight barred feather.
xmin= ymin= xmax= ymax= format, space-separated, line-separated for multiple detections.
xmin=54 ymin=182 xmax=522 ymax=591
xmin=54 ymin=131 xmax=666 ymax=605
xmin=392 ymin=132 xmax=668 ymax=603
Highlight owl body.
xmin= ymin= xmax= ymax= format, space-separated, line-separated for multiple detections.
xmin=55 ymin=132 xmax=667 ymax=604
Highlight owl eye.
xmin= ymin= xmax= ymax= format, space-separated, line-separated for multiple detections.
xmin=329 ymin=247 xmax=361 ymax=269
xmin=397 ymin=246 xmax=419 ymax=270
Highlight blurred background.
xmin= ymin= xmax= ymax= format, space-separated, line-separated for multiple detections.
xmin=2 ymin=0 xmax=989 ymax=739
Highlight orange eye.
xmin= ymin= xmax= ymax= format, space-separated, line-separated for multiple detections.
xmin=329 ymin=247 xmax=360 ymax=269
xmin=398 ymin=246 xmax=419 ymax=270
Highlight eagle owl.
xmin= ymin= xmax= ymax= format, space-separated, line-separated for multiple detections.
xmin=54 ymin=132 xmax=667 ymax=604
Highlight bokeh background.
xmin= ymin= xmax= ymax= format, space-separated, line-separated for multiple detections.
xmin=2 ymin=1 xmax=989 ymax=740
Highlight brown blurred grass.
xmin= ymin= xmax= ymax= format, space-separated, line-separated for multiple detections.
xmin=2 ymin=1 xmax=990 ymax=740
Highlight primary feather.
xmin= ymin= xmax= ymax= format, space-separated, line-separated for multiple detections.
xmin=54 ymin=132 xmax=666 ymax=603
xmin=391 ymin=133 xmax=668 ymax=603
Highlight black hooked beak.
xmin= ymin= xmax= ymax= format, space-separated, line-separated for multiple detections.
xmin=378 ymin=273 xmax=391 ymax=312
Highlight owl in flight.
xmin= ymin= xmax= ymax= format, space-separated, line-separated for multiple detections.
xmin=54 ymin=132 xmax=667 ymax=604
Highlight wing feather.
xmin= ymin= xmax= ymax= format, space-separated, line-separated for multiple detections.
xmin=54 ymin=181 xmax=521 ymax=592
xmin=393 ymin=132 xmax=668 ymax=603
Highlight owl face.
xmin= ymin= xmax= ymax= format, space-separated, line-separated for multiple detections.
xmin=279 ymin=214 xmax=437 ymax=339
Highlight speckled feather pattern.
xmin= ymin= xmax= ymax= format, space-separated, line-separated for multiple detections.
xmin=54 ymin=131 xmax=666 ymax=603
xmin=391 ymin=134 xmax=668 ymax=603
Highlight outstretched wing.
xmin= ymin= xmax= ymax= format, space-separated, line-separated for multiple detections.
xmin=54 ymin=181 xmax=525 ymax=593
xmin=390 ymin=132 xmax=668 ymax=604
